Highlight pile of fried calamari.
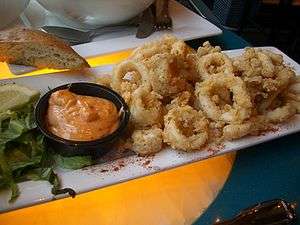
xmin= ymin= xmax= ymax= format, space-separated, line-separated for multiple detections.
xmin=97 ymin=35 xmax=300 ymax=155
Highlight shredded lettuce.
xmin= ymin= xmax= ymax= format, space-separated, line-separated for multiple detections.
xmin=0 ymin=103 xmax=75 ymax=202
xmin=0 ymin=99 xmax=93 ymax=202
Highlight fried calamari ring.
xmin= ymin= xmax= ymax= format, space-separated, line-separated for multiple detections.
xmin=222 ymin=116 xmax=269 ymax=140
xmin=222 ymin=122 xmax=252 ymax=140
xmin=286 ymin=77 xmax=300 ymax=113
xmin=289 ymin=100 xmax=300 ymax=113
xmin=256 ymin=51 xmax=275 ymax=78
xmin=132 ymin=127 xmax=163 ymax=155
xmin=111 ymin=60 xmax=149 ymax=94
xmin=147 ymin=53 xmax=190 ymax=97
xmin=289 ymin=84 xmax=300 ymax=94
xmin=170 ymin=40 xmax=199 ymax=83
xmin=197 ymin=52 xmax=233 ymax=80
xmin=130 ymin=85 xmax=164 ymax=128
xmin=261 ymin=49 xmax=283 ymax=66
xmin=163 ymin=106 xmax=209 ymax=151
xmin=197 ymin=41 xmax=221 ymax=57
xmin=257 ymin=69 xmax=296 ymax=112
xmin=195 ymin=75 xmax=252 ymax=123
xmin=166 ymin=91 xmax=193 ymax=111
xmin=130 ymin=35 xmax=177 ymax=62
xmin=265 ymin=102 xmax=296 ymax=123
xmin=233 ymin=48 xmax=276 ymax=78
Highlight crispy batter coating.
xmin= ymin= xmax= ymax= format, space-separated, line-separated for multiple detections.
xmin=197 ymin=52 xmax=234 ymax=80
xmin=130 ymin=85 xmax=164 ymax=128
xmin=163 ymin=106 xmax=209 ymax=151
xmin=195 ymin=75 xmax=252 ymax=123
xmin=106 ymin=36 xmax=300 ymax=155
xmin=132 ymin=127 xmax=163 ymax=155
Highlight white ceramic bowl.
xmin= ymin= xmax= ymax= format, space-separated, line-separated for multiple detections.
xmin=36 ymin=0 xmax=155 ymax=29
xmin=0 ymin=0 xmax=30 ymax=29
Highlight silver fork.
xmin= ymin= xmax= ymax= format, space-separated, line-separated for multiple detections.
xmin=155 ymin=0 xmax=172 ymax=30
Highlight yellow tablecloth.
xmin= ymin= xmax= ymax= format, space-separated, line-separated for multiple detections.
xmin=0 ymin=153 xmax=235 ymax=225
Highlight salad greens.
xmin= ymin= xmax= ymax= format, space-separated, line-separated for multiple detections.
xmin=0 ymin=103 xmax=62 ymax=202
xmin=0 ymin=84 xmax=94 ymax=202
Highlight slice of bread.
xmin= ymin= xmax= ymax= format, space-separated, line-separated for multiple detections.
xmin=0 ymin=27 xmax=90 ymax=70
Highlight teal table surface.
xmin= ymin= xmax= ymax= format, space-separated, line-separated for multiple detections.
xmin=191 ymin=30 xmax=300 ymax=225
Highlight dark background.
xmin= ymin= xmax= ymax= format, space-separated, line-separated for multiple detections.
xmin=177 ymin=0 xmax=300 ymax=63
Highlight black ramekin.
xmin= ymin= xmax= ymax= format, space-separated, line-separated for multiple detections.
xmin=35 ymin=82 xmax=130 ymax=157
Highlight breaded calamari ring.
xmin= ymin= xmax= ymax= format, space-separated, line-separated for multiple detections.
xmin=130 ymin=85 xmax=164 ymax=128
xmin=261 ymin=49 xmax=283 ymax=65
xmin=289 ymin=100 xmax=300 ymax=113
xmin=285 ymin=92 xmax=300 ymax=114
xmin=222 ymin=122 xmax=252 ymax=140
xmin=195 ymin=75 xmax=252 ymax=123
xmin=132 ymin=127 xmax=163 ymax=155
xmin=265 ymin=102 xmax=296 ymax=123
xmin=111 ymin=60 xmax=149 ymax=94
xmin=197 ymin=52 xmax=233 ymax=80
xmin=222 ymin=116 xmax=270 ymax=140
xmin=289 ymin=83 xmax=300 ymax=94
xmin=256 ymin=51 xmax=275 ymax=78
xmin=130 ymin=35 xmax=177 ymax=62
xmin=258 ymin=69 xmax=295 ymax=112
xmin=147 ymin=53 xmax=190 ymax=97
xmin=197 ymin=41 xmax=221 ymax=57
xmin=166 ymin=91 xmax=192 ymax=111
xmin=163 ymin=106 xmax=209 ymax=151
xmin=170 ymin=41 xmax=199 ymax=83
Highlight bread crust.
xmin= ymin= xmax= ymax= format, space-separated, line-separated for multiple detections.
xmin=0 ymin=27 xmax=90 ymax=69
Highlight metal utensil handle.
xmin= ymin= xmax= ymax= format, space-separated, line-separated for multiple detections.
xmin=213 ymin=199 xmax=297 ymax=225
xmin=40 ymin=26 xmax=86 ymax=42
xmin=89 ymin=25 xmax=131 ymax=39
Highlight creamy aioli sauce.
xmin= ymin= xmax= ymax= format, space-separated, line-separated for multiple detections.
xmin=46 ymin=89 xmax=119 ymax=141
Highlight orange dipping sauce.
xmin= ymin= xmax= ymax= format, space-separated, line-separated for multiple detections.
xmin=46 ymin=89 xmax=119 ymax=141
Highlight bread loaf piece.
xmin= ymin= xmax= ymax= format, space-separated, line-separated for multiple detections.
xmin=0 ymin=27 xmax=90 ymax=70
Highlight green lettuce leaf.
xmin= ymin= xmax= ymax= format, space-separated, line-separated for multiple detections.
xmin=54 ymin=154 xmax=94 ymax=170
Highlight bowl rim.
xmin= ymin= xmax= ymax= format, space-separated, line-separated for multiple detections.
xmin=34 ymin=82 xmax=130 ymax=147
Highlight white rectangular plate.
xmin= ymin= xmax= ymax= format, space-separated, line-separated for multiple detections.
xmin=0 ymin=47 xmax=299 ymax=213
xmin=9 ymin=0 xmax=222 ymax=75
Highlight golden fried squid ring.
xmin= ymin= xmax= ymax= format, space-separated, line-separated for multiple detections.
xmin=286 ymin=76 xmax=300 ymax=113
xmin=147 ymin=53 xmax=190 ymax=97
xmin=111 ymin=60 xmax=149 ymax=95
xmin=288 ymin=99 xmax=300 ymax=114
xmin=170 ymin=40 xmax=199 ymax=83
xmin=130 ymin=35 xmax=177 ymax=62
xmin=265 ymin=102 xmax=296 ymax=123
xmin=197 ymin=41 xmax=221 ymax=57
xmin=197 ymin=52 xmax=233 ymax=80
xmin=195 ymin=75 xmax=252 ymax=123
xmin=259 ymin=85 xmax=296 ymax=123
xmin=166 ymin=91 xmax=192 ymax=111
xmin=222 ymin=116 xmax=269 ymax=140
xmin=222 ymin=123 xmax=252 ymax=140
xmin=163 ymin=106 xmax=209 ymax=151
xmin=233 ymin=48 xmax=277 ymax=79
xmin=289 ymin=83 xmax=300 ymax=94
xmin=257 ymin=69 xmax=295 ymax=112
xmin=130 ymin=85 xmax=164 ymax=128
xmin=132 ymin=127 xmax=163 ymax=155
xmin=256 ymin=51 xmax=275 ymax=78
xmin=261 ymin=49 xmax=283 ymax=66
